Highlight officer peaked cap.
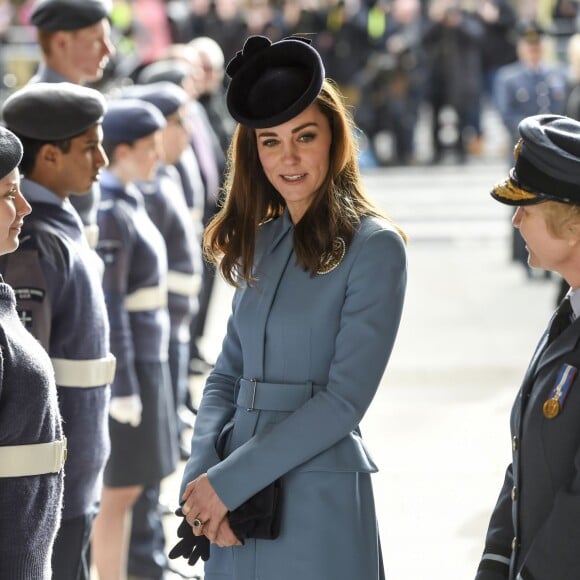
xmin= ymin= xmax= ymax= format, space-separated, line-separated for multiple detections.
xmin=226 ymin=35 xmax=325 ymax=129
xmin=2 ymin=82 xmax=107 ymax=141
xmin=30 ymin=0 xmax=112 ymax=31
xmin=492 ymin=115 xmax=580 ymax=206
xmin=0 ymin=126 xmax=23 ymax=180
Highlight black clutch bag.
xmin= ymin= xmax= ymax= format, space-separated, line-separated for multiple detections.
xmin=169 ymin=479 xmax=282 ymax=566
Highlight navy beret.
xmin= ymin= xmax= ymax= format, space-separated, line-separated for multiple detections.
xmin=119 ymin=82 xmax=188 ymax=117
xmin=2 ymin=82 xmax=107 ymax=141
xmin=0 ymin=126 xmax=23 ymax=180
xmin=492 ymin=115 xmax=580 ymax=206
xmin=137 ymin=60 xmax=191 ymax=87
xmin=226 ymin=35 xmax=325 ymax=129
xmin=30 ymin=0 xmax=111 ymax=31
xmin=102 ymin=99 xmax=166 ymax=144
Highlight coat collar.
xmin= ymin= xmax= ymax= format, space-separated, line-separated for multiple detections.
xmin=523 ymin=318 xmax=580 ymax=388
xmin=267 ymin=209 xmax=293 ymax=254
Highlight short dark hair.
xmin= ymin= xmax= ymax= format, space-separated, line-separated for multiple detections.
xmin=17 ymin=135 xmax=72 ymax=176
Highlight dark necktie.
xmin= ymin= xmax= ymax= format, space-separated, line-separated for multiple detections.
xmin=547 ymin=296 xmax=573 ymax=344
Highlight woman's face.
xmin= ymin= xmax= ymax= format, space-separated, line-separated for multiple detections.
xmin=513 ymin=204 xmax=574 ymax=274
xmin=255 ymin=102 xmax=332 ymax=223
xmin=0 ymin=168 xmax=31 ymax=255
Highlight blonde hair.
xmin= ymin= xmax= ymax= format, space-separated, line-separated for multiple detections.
xmin=540 ymin=201 xmax=580 ymax=239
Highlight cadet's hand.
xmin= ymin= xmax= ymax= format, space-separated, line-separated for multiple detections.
xmin=182 ymin=474 xmax=228 ymax=542
xmin=109 ymin=395 xmax=142 ymax=427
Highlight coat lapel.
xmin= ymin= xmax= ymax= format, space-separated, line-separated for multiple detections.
xmin=535 ymin=318 xmax=580 ymax=376
xmin=237 ymin=213 xmax=294 ymax=379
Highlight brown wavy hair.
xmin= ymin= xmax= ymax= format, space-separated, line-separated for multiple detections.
xmin=204 ymin=78 xmax=407 ymax=286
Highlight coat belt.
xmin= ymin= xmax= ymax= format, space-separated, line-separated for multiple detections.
xmin=230 ymin=380 xmax=325 ymax=452
xmin=236 ymin=378 xmax=325 ymax=412
xmin=0 ymin=437 xmax=67 ymax=478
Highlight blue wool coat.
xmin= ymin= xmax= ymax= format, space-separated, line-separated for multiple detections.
xmin=181 ymin=211 xmax=407 ymax=580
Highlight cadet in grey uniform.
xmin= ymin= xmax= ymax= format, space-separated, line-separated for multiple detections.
xmin=0 ymin=126 xmax=65 ymax=580
xmin=476 ymin=114 xmax=580 ymax=580
xmin=27 ymin=0 xmax=115 ymax=247
xmin=121 ymin=82 xmax=203 ymax=579
xmin=0 ymin=83 xmax=115 ymax=580
xmin=92 ymin=98 xmax=178 ymax=580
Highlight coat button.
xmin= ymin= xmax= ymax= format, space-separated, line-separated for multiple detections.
xmin=511 ymin=486 xmax=518 ymax=501
xmin=512 ymin=436 xmax=518 ymax=451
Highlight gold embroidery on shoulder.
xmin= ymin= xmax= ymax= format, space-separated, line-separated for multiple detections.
xmin=317 ymin=237 xmax=346 ymax=275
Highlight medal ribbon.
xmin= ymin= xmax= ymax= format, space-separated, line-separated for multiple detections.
xmin=544 ymin=364 xmax=577 ymax=419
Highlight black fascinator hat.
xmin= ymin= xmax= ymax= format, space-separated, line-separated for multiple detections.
xmin=226 ymin=35 xmax=325 ymax=129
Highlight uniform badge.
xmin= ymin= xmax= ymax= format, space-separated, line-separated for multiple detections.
xmin=18 ymin=309 xmax=33 ymax=330
xmin=13 ymin=287 xmax=45 ymax=302
xmin=543 ymin=364 xmax=578 ymax=419
xmin=316 ymin=237 xmax=346 ymax=275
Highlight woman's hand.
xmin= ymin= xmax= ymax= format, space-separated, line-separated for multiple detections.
xmin=214 ymin=519 xmax=243 ymax=548
xmin=181 ymin=473 xmax=231 ymax=543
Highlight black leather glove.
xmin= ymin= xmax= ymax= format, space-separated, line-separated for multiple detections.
xmin=168 ymin=507 xmax=210 ymax=566
xmin=169 ymin=479 xmax=282 ymax=565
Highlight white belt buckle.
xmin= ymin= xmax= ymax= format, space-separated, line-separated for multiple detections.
xmin=52 ymin=436 xmax=67 ymax=473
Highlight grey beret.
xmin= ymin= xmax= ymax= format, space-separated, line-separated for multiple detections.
xmin=102 ymin=99 xmax=166 ymax=144
xmin=2 ymin=82 xmax=107 ymax=141
xmin=137 ymin=60 xmax=191 ymax=86
xmin=492 ymin=114 xmax=580 ymax=206
xmin=0 ymin=126 xmax=23 ymax=180
xmin=30 ymin=0 xmax=111 ymax=31
xmin=120 ymin=82 xmax=189 ymax=117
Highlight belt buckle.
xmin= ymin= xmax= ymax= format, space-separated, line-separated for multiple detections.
xmin=247 ymin=378 xmax=257 ymax=412
xmin=59 ymin=436 xmax=68 ymax=472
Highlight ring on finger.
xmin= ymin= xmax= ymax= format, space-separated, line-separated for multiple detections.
xmin=193 ymin=517 xmax=206 ymax=529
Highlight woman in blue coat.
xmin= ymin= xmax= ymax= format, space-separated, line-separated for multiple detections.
xmin=176 ymin=35 xmax=407 ymax=579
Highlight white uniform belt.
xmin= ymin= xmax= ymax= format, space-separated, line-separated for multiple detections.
xmin=125 ymin=284 xmax=167 ymax=312
xmin=0 ymin=437 xmax=67 ymax=478
xmin=84 ymin=224 xmax=100 ymax=250
xmin=237 ymin=379 xmax=325 ymax=412
xmin=167 ymin=271 xmax=201 ymax=297
xmin=51 ymin=353 xmax=116 ymax=387
xmin=189 ymin=207 xmax=203 ymax=223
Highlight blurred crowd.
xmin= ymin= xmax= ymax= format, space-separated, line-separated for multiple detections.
xmin=1 ymin=0 xmax=580 ymax=578
xmin=2 ymin=0 xmax=580 ymax=167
